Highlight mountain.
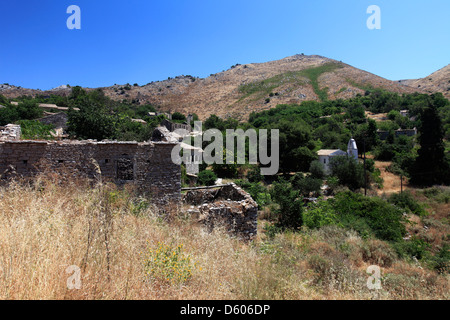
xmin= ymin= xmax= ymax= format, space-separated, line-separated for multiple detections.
xmin=1 ymin=54 xmax=444 ymax=120
xmin=397 ymin=64 xmax=450 ymax=99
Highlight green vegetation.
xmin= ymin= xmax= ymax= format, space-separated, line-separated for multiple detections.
xmin=410 ymin=96 xmax=450 ymax=186
xmin=298 ymin=62 xmax=343 ymax=101
xmin=238 ymin=72 xmax=306 ymax=101
xmin=238 ymin=62 xmax=342 ymax=102
xmin=197 ymin=170 xmax=217 ymax=186
xmin=16 ymin=120 xmax=55 ymax=140
xmin=0 ymin=80 xmax=449 ymax=293
xmin=388 ymin=191 xmax=427 ymax=216
xmin=0 ymin=99 xmax=43 ymax=126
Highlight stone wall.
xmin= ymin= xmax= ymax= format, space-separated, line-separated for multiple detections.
xmin=0 ymin=140 xmax=181 ymax=205
xmin=0 ymin=124 xmax=21 ymax=141
xmin=183 ymin=184 xmax=258 ymax=241
xmin=161 ymin=119 xmax=192 ymax=133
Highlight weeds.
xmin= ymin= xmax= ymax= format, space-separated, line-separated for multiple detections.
xmin=142 ymin=242 xmax=196 ymax=285
xmin=0 ymin=175 xmax=447 ymax=300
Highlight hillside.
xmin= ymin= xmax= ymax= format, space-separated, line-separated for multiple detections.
xmin=0 ymin=54 xmax=436 ymax=120
xmin=398 ymin=64 xmax=450 ymax=99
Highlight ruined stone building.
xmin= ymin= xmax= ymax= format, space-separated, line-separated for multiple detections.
xmin=183 ymin=183 xmax=258 ymax=241
xmin=0 ymin=139 xmax=181 ymax=205
xmin=377 ymin=128 xmax=417 ymax=141
xmin=1 ymin=124 xmax=258 ymax=241
xmin=161 ymin=119 xmax=192 ymax=133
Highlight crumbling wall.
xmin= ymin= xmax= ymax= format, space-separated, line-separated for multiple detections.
xmin=183 ymin=184 xmax=258 ymax=241
xmin=0 ymin=140 xmax=180 ymax=205
xmin=0 ymin=124 xmax=21 ymax=141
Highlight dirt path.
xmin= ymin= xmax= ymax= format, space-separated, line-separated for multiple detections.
xmin=374 ymin=161 xmax=408 ymax=195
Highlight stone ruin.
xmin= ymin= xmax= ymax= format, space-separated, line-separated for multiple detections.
xmin=0 ymin=124 xmax=259 ymax=241
xmin=0 ymin=124 xmax=21 ymax=141
xmin=183 ymin=183 xmax=258 ymax=241
xmin=0 ymin=139 xmax=180 ymax=205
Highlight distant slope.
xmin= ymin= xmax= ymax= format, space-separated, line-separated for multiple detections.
xmin=0 ymin=54 xmax=429 ymax=120
xmin=398 ymin=64 xmax=450 ymax=99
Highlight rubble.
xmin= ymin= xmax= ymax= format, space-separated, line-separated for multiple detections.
xmin=183 ymin=183 xmax=258 ymax=241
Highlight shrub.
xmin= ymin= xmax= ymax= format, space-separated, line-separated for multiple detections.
xmin=394 ymin=237 xmax=432 ymax=260
xmin=246 ymin=165 xmax=263 ymax=183
xmin=235 ymin=179 xmax=271 ymax=209
xmin=361 ymin=239 xmax=397 ymax=267
xmin=333 ymin=192 xmax=408 ymax=242
xmin=428 ymin=244 xmax=450 ymax=274
xmin=291 ymin=173 xmax=322 ymax=197
xmin=309 ymin=160 xmax=325 ymax=179
xmin=421 ymin=187 xmax=450 ymax=204
xmin=143 ymin=242 xmax=195 ymax=285
xmin=17 ymin=120 xmax=55 ymax=140
xmin=197 ymin=170 xmax=217 ymax=186
xmin=172 ymin=112 xmax=186 ymax=122
xmin=303 ymin=200 xmax=341 ymax=229
xmin=388 ymin=191 xmax=427 ymax=216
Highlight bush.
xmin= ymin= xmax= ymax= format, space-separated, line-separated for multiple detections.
xmin=291 ymin=173 xmax=322 ymax=197
xmin=428 ymin=244 xmax=450 ymax=274
xmin=303 ymin=200 xmax=341 ymax=229
xmin=309 ymin=160 xmax=325 ymax=179
xmin=421 ymin=187 xmax=450 ymax=204
xmin=394 ymin=237 xmax=431 ymax=260
xmin=197 ymin=170 xmax=217 ymax=186
xmin=388 ymin=191 xmax=427 ymax=216
xmin=246 ymin=165 xmax=263 ymax=183
xmin=361 ymin=239 xmax=397 ymax=267
xmin=235 ymin=179 xmax=271 ymax=209
xmin=143 ymin=242 xmax=195 ymax=285
xmin=17 ymin=120 xmax=55 ymax=140
xmin=333 ymin=192 xmax=408 ymax=242
xmin=172 ymin=112 xmax=186 ymax=122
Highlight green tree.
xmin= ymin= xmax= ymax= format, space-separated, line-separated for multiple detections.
xmin=329 ymin=156 xmax=365 ymax=190
xmin=270 ymin=177 xmax=303 ymax=230
xmin=291 ymin=173 xmax=322 ymax=197
xmin=67 ymin=89 xmax=118 ymax=140
xmin=410 ymin=97 xmax=449 ymax=186
xmin=309 ymin=160 xmax=325 ymax=179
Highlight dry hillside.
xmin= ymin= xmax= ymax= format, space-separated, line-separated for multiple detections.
xmin=1 ymin=54 xmax=444 ymax=120
xmin=398 ymin=64 xmax=450 ymax=99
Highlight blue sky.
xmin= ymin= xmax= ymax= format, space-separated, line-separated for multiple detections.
xmin=0 ymin=0 xmax=449 ymax=90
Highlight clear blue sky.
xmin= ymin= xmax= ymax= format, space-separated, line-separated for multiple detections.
xmin=0 ymin=0 xmax=448 ymax=90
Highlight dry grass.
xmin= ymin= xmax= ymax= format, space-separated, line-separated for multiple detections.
xmin=0 ymin=176 xmax=448 ymax=300
xmin=374 ymin=160 xmax=409 ymax=195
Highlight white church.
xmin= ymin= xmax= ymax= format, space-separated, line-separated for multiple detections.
xmin=317 ymin=138 xmax=358 ymax=174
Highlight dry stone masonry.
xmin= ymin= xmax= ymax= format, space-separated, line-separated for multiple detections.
xmin=0 ymin=124 xmax=21 ymax=141
xmin=183 ymin=183 xmax=258 ymax=241
xmin=0 ymin=139 xmax=181 ymax=205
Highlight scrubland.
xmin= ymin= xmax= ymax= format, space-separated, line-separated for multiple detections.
xmin=0 ymin=176 xmax=448 ymax=300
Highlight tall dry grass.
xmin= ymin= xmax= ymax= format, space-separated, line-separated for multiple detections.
xmin=0 ymin=175 xmax=448 ymax=300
